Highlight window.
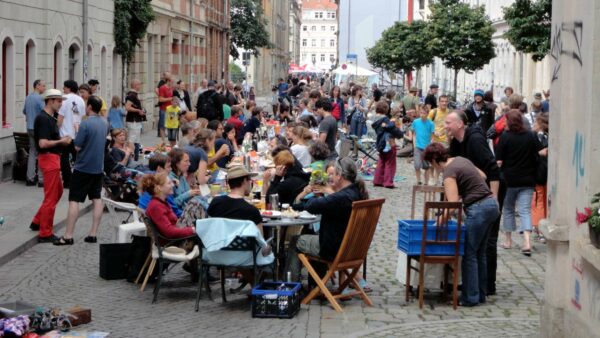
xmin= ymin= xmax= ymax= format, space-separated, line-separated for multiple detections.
xmin=320 ymin=54 xmax=325 ymax=62
xmin=25 ymin=40 xmax=36 ymax=96
xmin=330 ymin=54 xmax=335 ymax=62
xmin=302 ymin=25 xmax=307 ymax=31
xmin=87 ymin=44 xmax=93 ymax=81
xmin=311 ymin=25 xmax=316 ymax=31
xmin=321 ymin=26 xmax=326 ymax=31
xmin=100 ymin=47 xmax=107 ymax=99
xmin=311 ymin=54 xmax=316 ymax=63
xmin=331 ymin=26 xmax=335 ymax=31
xmin=54 ymin=42 xmax=63 ymax=88
xmin=68 ymin=43 xmax=81 ymax=82
xmin=311 ymin=39 xmax=316 ymax=47
xmin=112 ymin=49 xmax=120 ymax=97
xmin=302 ymin=39 xmax=307 ymax=47
xmin=330 ymin=39 xmax=335 ymax=47
xmin=419 ymin=0 xmax=425 ymax=10
xmin=2 ymin=38 xmax=14 ymax=127
xmin=314 ymin=12 xmax=323 ymax=19
xmin=320 ymin=39 xmax=325 ymax=47
xmin=331 ymin=12 xmax=336 ymax=19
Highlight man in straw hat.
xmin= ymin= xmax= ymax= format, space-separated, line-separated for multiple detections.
xmin=30 ymin=89 xmax=72 ymax=242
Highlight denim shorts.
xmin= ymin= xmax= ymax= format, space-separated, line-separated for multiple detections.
xmin=158 ymin=110 xmax=166 ymax=130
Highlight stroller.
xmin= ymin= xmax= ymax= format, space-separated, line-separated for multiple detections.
xmin=103 ymin=144 xmax=144 ymax=204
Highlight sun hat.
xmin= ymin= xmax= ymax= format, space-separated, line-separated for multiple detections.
xmin=227 ymin=165 xmax=258 ymax=180
xmin=42 ymin=89 xmax=66 ymax=100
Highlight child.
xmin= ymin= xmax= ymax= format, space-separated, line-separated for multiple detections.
xmin=165 ymin=96 xmax=182 ymax=147
xmin=411 ymin=106 xmax=435 ymax=185
xmin=372 ymin=101 xmax=403 ymax=188
xmin=108 ymin=95 xmax=126 ymax=130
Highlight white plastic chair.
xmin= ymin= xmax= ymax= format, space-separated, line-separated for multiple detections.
xmin=102 ymin=196 xmax=146 ymax=243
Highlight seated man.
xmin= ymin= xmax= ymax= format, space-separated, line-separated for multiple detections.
xmin=285 ymin=157 xmax=369 ymax=282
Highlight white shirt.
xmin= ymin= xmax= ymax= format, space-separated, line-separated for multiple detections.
xmin=291 ymin=144 xmax=312 ymax=168
xmin=59 ymin=93 xmax=85 ymax=138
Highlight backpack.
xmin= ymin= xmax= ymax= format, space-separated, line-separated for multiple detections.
xmin=196 ymin=91 xmax=218 ymax=121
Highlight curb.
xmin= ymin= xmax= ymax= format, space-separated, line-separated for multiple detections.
xmin=0 ymin=203 xmax=94 ymax=267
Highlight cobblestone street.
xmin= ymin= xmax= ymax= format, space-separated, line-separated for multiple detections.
xmin=0 ymin=159 xmax=545 ymax=337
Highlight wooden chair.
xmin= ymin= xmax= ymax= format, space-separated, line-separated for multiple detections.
xmin=298 ymin=198 xmax=385 ymax=312
xmin=12 ymin=132 xmax=29 ymax=182
xmin=140 ymin=216 xmax=200 ymax=303
xmin=410 ymin=185 xmax=446 ymax=219
xmin=406 ymin=201 xmax=463 ymax=309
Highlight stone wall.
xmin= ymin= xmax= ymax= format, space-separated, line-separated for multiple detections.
xmin=540 ymin=0 xmax=600 ymax=337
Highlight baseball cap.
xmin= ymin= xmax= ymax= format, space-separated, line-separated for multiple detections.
xmin=226 ymin=165 xmax=257 ymax=180
xmin=208 ymin=80 xmax=217 ymax=87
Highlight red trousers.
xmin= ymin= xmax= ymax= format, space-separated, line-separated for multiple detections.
xmin=32 ymin=153 xmax=63 ymax=237
xmin=373 ymin=147 xmax=397 ymax=187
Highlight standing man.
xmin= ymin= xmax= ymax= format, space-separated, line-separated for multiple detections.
xmin=157 ymin=76 xmax=173 ymax=140
xmin=23 ymin=79 xmax=46 ymax=187
xmin=125 ymin=79 xmax=146 ymax=161
xmin=465 ymin=89 xmax=495 ymax=133
xmin=402 ymin=87 xmax=420 ymax=118
xmin=316 ymin=98 xmax=338 ymax=160
xmin=54 ymin=96 xmax=109 ymax=245
xmin=196 ymin=80 xmax=223 ymax=121
xmin=445 ymin=111 xmax=502 ymax=296
xmin=424 ymin=84 xmax=439 ymax=110
xmin=428 ymin=95 xmax=451 ymax=184
xmin=58 ymin=80 xmax=85 ymax=189
xmin=87 ymin=79 xmax=108 ymax=117
xmin=194 ymin=78 xmax=209 ymax=108
xmin=31 ymin=89 xmax=71 ymax=242
xmin=277 ymin=78 xmax=289 ymax=104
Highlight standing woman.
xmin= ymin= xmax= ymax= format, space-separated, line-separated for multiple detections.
xmin=531 ymin=113 xmax=549 ymax=243
xmin=496 ymin=110 xmax=542 ymax=256
xmin=423 ymin=143 xmax=500 ymax=306
xmin=347 ymin=85 xmax=368 ymax=137
xmin=329 ymin=85 xmax=345 ymax=126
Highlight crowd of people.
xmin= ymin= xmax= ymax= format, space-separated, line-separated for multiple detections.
xmin=21 ymin=70 xmax=550 ymax=306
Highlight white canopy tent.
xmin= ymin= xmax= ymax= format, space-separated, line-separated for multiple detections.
xmin=332 ymin=64 xmax=380 ymax=87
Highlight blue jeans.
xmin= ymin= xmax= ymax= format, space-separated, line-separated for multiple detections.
xmin=462 ymin=197 xmax=500 ymax=305
xmin=502 ymin=187 xmax=534 ymax=232
xmin=157 ymin=110 xmax=166 ymax=135
xmin=350 ymin=118 xmax=365 ymax=137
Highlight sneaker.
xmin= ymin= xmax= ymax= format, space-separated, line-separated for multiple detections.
xmin=383 ymin=144 xmax=391 ymax=153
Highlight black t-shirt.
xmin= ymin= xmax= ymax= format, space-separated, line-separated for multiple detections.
xmin=424 ymin=94 xmax=437 ymax=109
xmin=207 ymin=195 xmax=262 ymax=225
xmin=496 ymin=131 xmax=542 ymax=188
xmin=34 ymin=111 xmax=62 ymax=154
xmin=125 ymin=91 xmax=145 ymax=122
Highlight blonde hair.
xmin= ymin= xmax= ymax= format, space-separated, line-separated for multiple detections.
xmin=139 ymin=172 xmax=169 ymax=196
xmin=198 ymin=117 xmax=209 ymax=129
xmin=192 ymin=128 xmax=215 ymax=151
xmin=292 ymin=126 xmax=312 ymax=144
xmin=111 ymin=95 xmax=121 ymax=108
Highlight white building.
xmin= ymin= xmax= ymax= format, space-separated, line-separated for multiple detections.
xmin=299 ymin=0 xmax=338 ymax=71
xmin=414 ymin=0 xmax=551 ymax=103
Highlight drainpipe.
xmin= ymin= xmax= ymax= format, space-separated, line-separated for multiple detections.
xmin=190 ymin=0 xmax=194 ymax=88
xmin=83 ymin=0 xmax=88 ymax=82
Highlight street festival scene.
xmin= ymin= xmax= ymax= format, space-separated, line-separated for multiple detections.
xmin=0 ymin=0 xmax=597 ymax=337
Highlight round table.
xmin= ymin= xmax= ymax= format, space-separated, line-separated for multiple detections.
xmin=262 ymin=216 xmax=321 ymax=280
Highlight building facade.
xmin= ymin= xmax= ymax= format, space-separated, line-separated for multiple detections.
xmin=414 ymin=0 xmax=551 ymax=103
xmin=0 ymin=0 xmax=229 ymax=180
xmin=246 ymin=0 xmax=290 ymax=95
xmin=289 ymin=0 xmax=302 ymax=65
xmin=299 ymin=0 xmax=338 ymax=71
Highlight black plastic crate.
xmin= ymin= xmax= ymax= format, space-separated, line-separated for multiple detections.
xmin=99 ymin=243 xmax=132 ymax=280
xmin=251 ymin=282 xmax=301 ymax=318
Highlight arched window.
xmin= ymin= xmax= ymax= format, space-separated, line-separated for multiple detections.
xmin=101 ymin=46 xmax=107 ymax=98
xmin=112 ymin=49 xmax=120 ymax=97
xmin=68 ymin=43 xmax=81 ymax=82
xmin=87 ymin=44 xmax=93 ymax=81
xmin=54 ymin=42 xmax=63 ymax=88
xmin=25 ymin=39 xmax=36 ymax=96
xmin=2 ymin=38 xmax=14 ymax=127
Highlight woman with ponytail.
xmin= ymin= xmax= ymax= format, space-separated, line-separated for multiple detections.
xmin=285 ymin=157 xmax=369 ymax=283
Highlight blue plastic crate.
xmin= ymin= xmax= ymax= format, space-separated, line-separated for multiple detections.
xmin=397 ymin=219 xmax=465 ymax=256
xmin=251 ymin=282 xmax=302 ymax=318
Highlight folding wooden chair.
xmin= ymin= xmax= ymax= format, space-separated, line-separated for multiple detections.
xmin=298 ymin=198 xmax=385 ymax=312
xmin=406 ymin=201 xmax=463 ymax=310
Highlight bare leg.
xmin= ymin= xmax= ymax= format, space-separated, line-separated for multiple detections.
xmin=424 ymin=169 xmax=431 ymax=186
xmin=89 ymin=199 xmax=104 ymax=237
xmin=504 ymin=232 xmax=512 ymax=247
xmin=64 ymin=201 xmax=80 ymax=239
xmin=522 ymin=231 xmax=531 ymax=250
xmin=415 ymin=169 xmax=422 ymax=184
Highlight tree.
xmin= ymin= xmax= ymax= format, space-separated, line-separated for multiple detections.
xmin=503 ymin=0 xmax=551 ymax=62
xmin=114 ymin=0 xmax=154 ymax=95
xmin=229 ymin=63 xmax=246 ymax=83
xmin=366 ymin=21 xmax=433 ymax=84
xmin=428 ymin=0 xmax=495 ymax=99
xmin=230 ymin=0 xmax=272 ymax=59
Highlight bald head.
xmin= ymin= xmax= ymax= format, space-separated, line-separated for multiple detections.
xmin=444 ymin=111 xmax=466 ymax=141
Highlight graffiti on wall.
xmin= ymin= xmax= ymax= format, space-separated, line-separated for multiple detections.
xmin=572 ymin=131 xmax=585 ymax=187
xmin=551 ymin=21 xmax=584 ymax=82
xmin=572 ymin=257 xmax=583 ymax=311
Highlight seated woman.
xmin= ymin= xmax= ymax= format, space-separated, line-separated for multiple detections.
xmin=184 ymin=129 xmax=218 ymax=187
xmin=110 ymin=128 xmax=133 ymax=167
xmin=285 ymin=157 xmax=369 ymax=282
xmin=142 ymin=172 xmax=196 ymax=240
xmin=168 ymin=148 xmax=207 ymax=226
xmin=290 ymin=126 xmax=313 ymax=167
xmin=209 ymin=121 xmax=238 ymax=169
xmin=263 ymin=149 xmax=310 ymax=205
xmin=423 ymin=142 xmax=500 ymax=307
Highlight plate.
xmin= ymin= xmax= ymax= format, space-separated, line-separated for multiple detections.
xmin=299 ymin=211 xmax=317 ymax=219
xmin=261 ymin=210 xmax=282 ymax=218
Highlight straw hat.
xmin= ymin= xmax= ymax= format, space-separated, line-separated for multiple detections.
xmin=42 ymin=89 xmax=66 ymax=100
xmin=227 ymin=165 xmax=258 ymax=180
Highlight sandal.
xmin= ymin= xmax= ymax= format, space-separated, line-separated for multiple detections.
xmin=521 ymin=249 xmax=532 ymax=257
xmin=84 ymin=236 xmax=97 ymax=243
xmin=53 ymin=236 xmax=74 ymax=246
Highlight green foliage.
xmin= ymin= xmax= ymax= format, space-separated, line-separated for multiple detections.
xmin=366 ymin=21 xmax=433 ymax=74
xmin=427 ymin=0 xmax=495 ymax=97
xmin=229 ymin=63 xmax=246 ymax=83
xmin=503 ymin=0 xmax=551 ymax=62
xmin=114 ymin=0 xmax=155 ymax=66
xmin=230 ymin=0 xmax=272 ymax=59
